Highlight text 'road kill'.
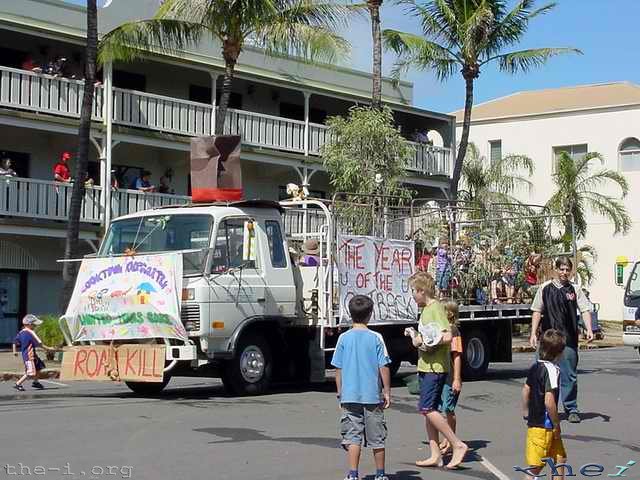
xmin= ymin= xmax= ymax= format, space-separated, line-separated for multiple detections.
xmin=60 ymin=345 xmax=165 ymax=383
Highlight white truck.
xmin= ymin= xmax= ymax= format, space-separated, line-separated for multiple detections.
xmin=64 ymin=198 xmax=563 ymax=395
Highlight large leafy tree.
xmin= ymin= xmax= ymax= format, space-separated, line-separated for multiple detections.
xmin=61 ymin=0 xmax=98 ymax=309
xmin=546 ymin=151 xmax=630 ymax=245
xmin=459 ymin=142 xmax=534 ymax=212
xmin=383 ymin=0 xmax=580 ymax=198
xmin=99 ymin=0 xmax=351 ymax=134
xmin=323 ymin=106 xmax=412 ymax=234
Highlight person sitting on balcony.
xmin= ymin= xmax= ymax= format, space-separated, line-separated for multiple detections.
xmin=157 ymin=176 xmax=173 ymax=194
xmin=110 ymin=169 xmax=119 ymax=189
xmin=84 ymin=173 xmax=94 ymax=187
xmin=0 ymin=157 xmax=17 ymax=177
xmin=21 ymin=55 xmax=42 ymax=73
xmin=53 ymin=152 xmax=72 ymax=183
xmin=132 ymin=171 xmax=155 ymax=193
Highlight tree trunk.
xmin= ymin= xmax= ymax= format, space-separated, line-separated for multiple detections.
xmin=369 ymin=0 xmax=383 ymax=110
xmin=450 ymin=75 xmax=475 ymax=199
xmin=216 ymin=41 xmax=240 ymax=135
xmin=60 ymin=0 xmax=97 ymax=311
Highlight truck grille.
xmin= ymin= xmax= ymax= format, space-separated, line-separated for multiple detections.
xmin=181 ymin=304 xmax=200 ymax=332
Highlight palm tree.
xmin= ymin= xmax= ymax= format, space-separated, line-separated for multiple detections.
xmin=458 ymin=142 xmax=534 ymax=212
xmin=546 ymin=151 xmax=630 ymax=245
xmin=61 ymin=0 xmax=98 ymax=309
xmin=382 ymin=0 xmax=580 ymax=198
xmin=99 ymin=0 xmax=351 ymax=134
xmin=368 ymin=0 xmax=383 ymax=109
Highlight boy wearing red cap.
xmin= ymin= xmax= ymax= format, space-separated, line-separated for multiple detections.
xmin=53 ymin=152 xmax=72 ymax=182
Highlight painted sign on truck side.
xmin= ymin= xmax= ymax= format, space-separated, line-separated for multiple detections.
xmin=337 ymin=235 xmax=417 ymax=323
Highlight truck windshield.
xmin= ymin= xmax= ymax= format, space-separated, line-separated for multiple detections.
xmin=99 ymin=214 xmax=213 ymax=275
xmin=625 ymin=262 xmax=640 ymax=305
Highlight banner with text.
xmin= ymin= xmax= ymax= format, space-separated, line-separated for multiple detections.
xmin=63 ymin=253 xmax=187 ymax=342
xmin=337 ymin=235 xmax=417 ymax=324
xmin=60 ymin=345 xmax=165 ymax=383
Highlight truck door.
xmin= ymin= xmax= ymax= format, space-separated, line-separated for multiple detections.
xmin=208 ymin=216 xmax=266 ymax=324
xmin=261 ymin=218 xmax=296 ymax=316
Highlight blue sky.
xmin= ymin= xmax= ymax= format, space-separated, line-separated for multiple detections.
xmin=63 ymin=0 xmax=639 ymax=113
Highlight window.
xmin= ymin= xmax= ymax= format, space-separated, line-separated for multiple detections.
xmin=279 ymin=102 xmax=327 ymax=123
xmin=489 ymin=140 xmax=502 ymax=164
xmin=99 ymin=214 xmax=213 ymax=275
xmin=265 ymin=221 xmax=287 ymax=268
xmin=619 ymin=137 xmax=640 ymax=172
xmin=113 ymin=70 xmax=146 ymax=91
xmin=553 ymin=144 xmax=587 ymax=172
xmin=211 ymin=218 xmax=257 ymax=273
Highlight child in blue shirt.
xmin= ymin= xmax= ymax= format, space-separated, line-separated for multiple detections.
xmin=331 ymin=295 xmax=392 ymax=480
xmin=12 ymin=315 xmax=55 ymax=391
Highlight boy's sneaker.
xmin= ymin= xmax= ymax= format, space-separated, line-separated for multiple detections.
xmin=375 ymin=476 xmax=389 ymax=480
xmin=31 ymin=381 xmax=44 ymax=389
xmin=13 ymin=384 xmax=25 ymax=391
xmin=343 ymin=476 xmax=358 ymax=480
xmin=567 ymin=412 xmax=581 ymax=423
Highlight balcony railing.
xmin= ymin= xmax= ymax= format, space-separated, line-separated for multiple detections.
xmin=0 ymin=176 xmax=189 ymax=224
xmin=0 ymin=64 xmax=452 ymax=177
xmin=0 ymin=65 xmax=103 ymax=120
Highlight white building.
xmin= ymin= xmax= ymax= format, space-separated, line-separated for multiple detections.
xmin=0 ymin=0 xmax=456 ymax=343
xmin=454 ymin=82 xmax=640 ymax=321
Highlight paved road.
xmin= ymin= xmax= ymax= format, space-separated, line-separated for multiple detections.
xmin=1 ymin=347 xmax=638 ymax=480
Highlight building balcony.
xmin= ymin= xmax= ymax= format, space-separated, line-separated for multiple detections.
xmin=0 ymin=176 xmax=190 ymax=224
xmin=0 ymin=65 xmax=453 ymax=177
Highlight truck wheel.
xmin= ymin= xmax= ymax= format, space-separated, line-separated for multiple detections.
xmin=222 ymin=334 xmax=273 ymax=395
xmin=463 ymin=330 xmax=490 ymax=380
xmin=125 ymin=377 xmax=170 ymax=395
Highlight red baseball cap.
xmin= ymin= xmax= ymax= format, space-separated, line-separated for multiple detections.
xmin=61 ymin=151 xmax=72 ymax=160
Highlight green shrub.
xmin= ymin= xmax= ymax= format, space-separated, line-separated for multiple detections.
xmin=35 ymin=315 xmax=65 ymax=360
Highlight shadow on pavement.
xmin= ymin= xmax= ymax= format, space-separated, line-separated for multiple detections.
xmin=195 ymin=426 xmax=339 ymax=448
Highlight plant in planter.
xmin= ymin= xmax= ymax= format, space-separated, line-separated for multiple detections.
xmin=35 ymin=315 xmax=65 ymax=360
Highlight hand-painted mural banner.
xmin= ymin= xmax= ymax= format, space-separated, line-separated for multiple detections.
xmin=337 ymin=235 xmax=417 ymax=324
xmin=63 ymin=254 xmax=187 ymax=342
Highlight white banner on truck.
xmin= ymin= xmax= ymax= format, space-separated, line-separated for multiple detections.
xmin=337 ymin=235 xmax=417 ymax=324
xmin=63 ymin=253 xmax=187 ymax=342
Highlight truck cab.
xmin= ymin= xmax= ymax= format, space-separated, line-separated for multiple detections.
xmin=623 ymin=261 xmax=640 ymax=354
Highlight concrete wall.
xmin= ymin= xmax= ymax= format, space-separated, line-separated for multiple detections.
xmin=457 ymin=107 xmax=640 ymax=320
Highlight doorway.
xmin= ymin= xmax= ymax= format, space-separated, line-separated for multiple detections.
xmin=0 ymin=271 xmax=26 ymax=344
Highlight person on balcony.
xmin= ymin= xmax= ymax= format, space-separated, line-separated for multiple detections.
xmin=0 ymin=157 xmax=17 ymax=177
xmin=157 ymin=176 xmax=173 ymax=194
xmin=53 ymin=152 xmax=72 ymax=183
xmin=110 ymin=169 xmax=119 ymax=189
xmin=132 ymin=171 xmax=155 ymax=193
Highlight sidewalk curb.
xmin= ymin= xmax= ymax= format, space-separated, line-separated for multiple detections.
xmin=1 ymin=369 xmax=60 ymax=382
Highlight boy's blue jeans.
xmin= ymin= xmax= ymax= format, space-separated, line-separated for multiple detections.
xmin=559 ymin=346 xmax=579 ymax=414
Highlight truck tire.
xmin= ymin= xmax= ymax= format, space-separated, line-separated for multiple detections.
xmin=463 ymin=330 xmax=490 ymax=380
xmin=125 ymin=377 xmax=170 ymax=395
xmin=221 ymin=334 xmax=273 ymax=395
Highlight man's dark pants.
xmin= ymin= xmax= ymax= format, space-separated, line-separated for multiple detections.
xmin=559 ymin=345 xmax=579 ymax=414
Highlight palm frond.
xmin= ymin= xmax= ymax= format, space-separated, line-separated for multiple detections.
xmin=98 ymin=19 xmax=206 ymax=64
xmin=488 ymin=47 xmax=581 ymax=73
xmin=582 ymin=192 xmax=632 ymax=235
xmin=383 ymin=29 xmax=459 ymax=80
